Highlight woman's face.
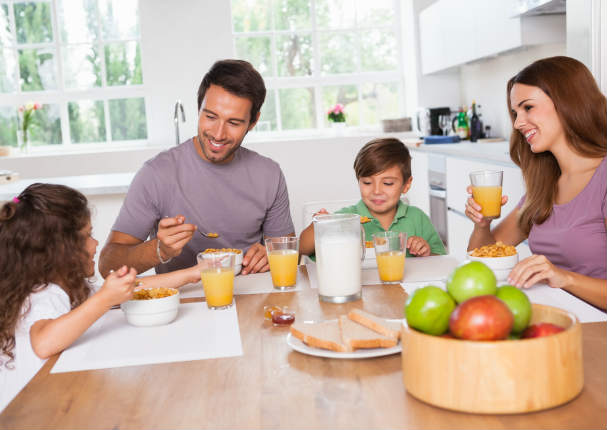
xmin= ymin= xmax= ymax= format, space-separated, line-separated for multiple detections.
xmin=81 ymin=221 xmax=98 ymax=277
xmin=509 ymin=83 xmax=566 ymax=153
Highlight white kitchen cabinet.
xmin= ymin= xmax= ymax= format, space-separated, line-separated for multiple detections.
xmin=447 ymin=207 xmax=475 ymax=261
xmin=419 ymin=0 xmax=565 ymax=74
xmin=408 ymin=149 xmax=430 ymax=215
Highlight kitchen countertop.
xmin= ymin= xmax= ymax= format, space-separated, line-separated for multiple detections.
xmin=405 ymin=140 xmax=514 ymax=166
xmin=0 ymin=172 xmax=135 ymax=201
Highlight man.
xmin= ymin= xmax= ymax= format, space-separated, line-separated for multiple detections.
xmin=99 ymin=59 xmax=295 ymax=277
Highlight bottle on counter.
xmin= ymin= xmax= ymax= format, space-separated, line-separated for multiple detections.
xmin=455 ymin=107 xmax=469 ymax=139
xmin=470 ymin=100 xmax=482 ymax=142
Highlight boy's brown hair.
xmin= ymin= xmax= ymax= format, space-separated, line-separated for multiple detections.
xmin=353 ymin=138 xmax=411 ymax=182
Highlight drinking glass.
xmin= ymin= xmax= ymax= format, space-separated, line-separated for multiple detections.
xmin=373 ymin=231 xmax=407 ymax=284
xmin=438 ymin=114 xmax=451 ymax=136
xmin=469 ymin=170 xmax=504 ymax=219
xmin=265 ymin=237 xmax=299 ymax=290
xmin=197 ymin=252 xmax=235 ymax=309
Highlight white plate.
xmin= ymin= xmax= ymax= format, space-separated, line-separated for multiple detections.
xmin=286 ymin=319 xmax=403 ymax=359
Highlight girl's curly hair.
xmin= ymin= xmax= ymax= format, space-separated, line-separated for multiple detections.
xmin=0 ymin=183 xmax=92 ymax=368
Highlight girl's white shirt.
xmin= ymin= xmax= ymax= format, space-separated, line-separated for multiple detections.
xmin=0 ymin=283 xmax=71 ymax=413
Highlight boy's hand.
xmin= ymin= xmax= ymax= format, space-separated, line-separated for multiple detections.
xmin=97 ymin=265 xmax=138 ymax=307
xmin=407 ymin=236 xmax=431 ymax=257
xmin=313 ymin=208 xmax=329 ymax=218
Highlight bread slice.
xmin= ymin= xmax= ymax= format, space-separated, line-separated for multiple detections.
xmin=290 ymin=320 xmax=347 ymax=352
xmin=347 ymin=309 xmax=402 ymax=341
xmin=339 ymin=315 xmax=398 ymax=351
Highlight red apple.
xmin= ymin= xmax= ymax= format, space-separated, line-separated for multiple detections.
xmin=521 ymin=322 xmax=565 ymax=339
xmin=449 ymin=295 xmax=514 ymax=341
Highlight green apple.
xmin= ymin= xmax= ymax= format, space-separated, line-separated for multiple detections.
xmin=447 ymin=261 xmax=497 ymax=303
xmin=405 ymin=286 xmax=456 ymax=336
xmin=496 ymin=285 xmax=532 ymax=333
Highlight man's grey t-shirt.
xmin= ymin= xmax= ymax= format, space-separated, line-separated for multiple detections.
xmin=112 ymin=139 xmax=295 ymax=273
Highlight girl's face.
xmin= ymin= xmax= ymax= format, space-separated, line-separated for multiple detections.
xmin=509 ymin=83 xmax=566 ymax=153
xmin=358 ymin=165 xmax=412 ymax=217
xmin=81 ymin=221 xmax=99 ymax=277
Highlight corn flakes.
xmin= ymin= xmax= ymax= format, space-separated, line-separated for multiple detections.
xmin=470 ymin=241 xmax=517 ymax=257
xmin=202 ymin=248 xmax=242 ymax=254
xmin=132 ymin=288 xmax=177 ymax=300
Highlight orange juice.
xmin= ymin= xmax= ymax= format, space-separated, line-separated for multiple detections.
xmin=201 ymin=267 xmax=234 ymax=308
xmin=376 ymin=250 xmax=405 ymax=282
xmin=472 ymin=185 xmax=502 ymax=218
xmin=268 ymin=249 xmax=298 ymax=288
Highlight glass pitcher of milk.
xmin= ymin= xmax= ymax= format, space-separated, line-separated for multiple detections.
xmin=313 ymin=213 xmax=365 ymax=303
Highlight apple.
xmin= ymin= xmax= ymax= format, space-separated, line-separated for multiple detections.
xmin=405 ymin=286 xmax=456 ymax=336
xmin=522 ymin=322 xmax=565 ymax=338
xmin=449 ymin=295 xmax=514 ymax=341
xmin=446 ymin=261 xmax=497 ymax=304
xmin=496 ymin=285 xmax=532 ymax=333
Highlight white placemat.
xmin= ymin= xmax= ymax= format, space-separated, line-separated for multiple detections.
xmin=179 ymin=265 xmax=309 ymax=299
xmin=524 ymin=284 xmax=607 ymax=323
xmin=52 ymin=302 xmax=242 ymax=373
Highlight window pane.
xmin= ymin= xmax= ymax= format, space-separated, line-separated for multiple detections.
xmin=105 ymin=41 xmax=142 ymax=86
xmin=315 ymin=0 xmax=355 ymax=29
xmin=276 ymin=33 xmax=312 ymax=77
xmin=0 ymin=48 xmax=17 ymax=92
xmin=68 ymin=100 xmax=106 ymax=143
xmin=19 ymin=48 xmax=57 ymax=91
xmin=234 ymin=36 xmax=271 ymax=77
xmin=273 ymin=0 xmax=311 ymax=31
xmin=231 ymin=0 xmax=271 ymax=32
xmin=356 ymin=0 xmax=394 ymax=27
xmin=0 ymin=4 xmax=14 ymax=47
xmin=360 ymin=29 xmax=397 ymax=72
xmin=28 ymin=103 xmax=62 ymax=146
xmin=14 ymin=2 xmax=53 ymax=44
xmin=322 ymin=84 xmax=358 ymax=126
xmin=63 ymin=44 xmax=101 ymax=89
xmin=319 ymin=31 xmax=356 ymax=74
xmin=99 ymin=0 xmax=139 ymax=40
xmin=0 ymin=106 xmax=18 ymax=146
xmin=360 ymin=82 xmax=400 ymax=125
xmin=109 ymin=98 xmax=147 ymax=140
xmin=255 ymin=89 xmax=277 ymax=131
xmin=57 ymin=0 xmax=99 ymax=43
xmin=279 ymin=87 xmax=315 ymax=130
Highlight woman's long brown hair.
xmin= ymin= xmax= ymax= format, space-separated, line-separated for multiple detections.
xmin=507 ymin=56 xmax=607 ymax=235
xmin=0 ymin=183 xmax=92 ymax=368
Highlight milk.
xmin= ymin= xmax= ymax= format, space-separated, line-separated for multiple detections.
xmin=316 ymin=235 xmax=362 ymax=297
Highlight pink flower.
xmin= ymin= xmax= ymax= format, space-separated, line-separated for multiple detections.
xmin=33 ymin=103 xmax=42 ymax=110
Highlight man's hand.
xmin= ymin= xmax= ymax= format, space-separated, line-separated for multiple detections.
xmin=242 ymin=243 xmax=269 ymax=275
xmin=157 ymin=215 xmax=196 ymax=261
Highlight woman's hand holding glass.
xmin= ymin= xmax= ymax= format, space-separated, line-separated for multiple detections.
xmin=465 ymin=185 xmax=509 ymax=227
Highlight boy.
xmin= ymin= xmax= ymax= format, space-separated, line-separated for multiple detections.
xmin=299 ymin=138 xmax=446 ymax=257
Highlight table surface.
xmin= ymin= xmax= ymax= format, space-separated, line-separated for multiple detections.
xmin=1 ymin=269 xmax=605 ymax=429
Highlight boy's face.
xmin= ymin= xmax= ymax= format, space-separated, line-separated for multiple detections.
xmin=358 ymin=165 xmax=412 ymax=217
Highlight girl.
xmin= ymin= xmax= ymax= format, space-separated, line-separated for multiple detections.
xmin=0 ymin=183 xmax=201 ymax=411
xmin=465 ymin=56 xmax=606 ymax=309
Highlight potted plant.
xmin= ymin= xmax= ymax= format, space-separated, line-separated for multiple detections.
xmin=327 ymin=103 xmax=346 ymax=132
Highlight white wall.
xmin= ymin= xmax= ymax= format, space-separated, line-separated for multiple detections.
xmin=459 ymin=43 xmax=566 ymax=141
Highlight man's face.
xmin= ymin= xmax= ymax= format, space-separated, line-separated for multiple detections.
xmin=196 ymin=84 xmax=258 ymax=164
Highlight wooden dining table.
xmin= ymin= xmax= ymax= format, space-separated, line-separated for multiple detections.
xmin=1 ymin=267 xmax=605 ymax=429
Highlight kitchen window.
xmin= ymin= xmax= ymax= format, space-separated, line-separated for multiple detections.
xmin=0 ymin=0 xmax=147 ymax=149
xmin=230 ymin=0 xmax=405 ymax=133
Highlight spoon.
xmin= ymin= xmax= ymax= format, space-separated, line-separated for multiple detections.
xmin=198 ymin=230 xmax=219 ymax=239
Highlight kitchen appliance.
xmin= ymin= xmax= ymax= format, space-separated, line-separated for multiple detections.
xmin=428 ymin=154 xmax=448 ymax=250
xmin=428 ymin=107 xmax=451 ymax=136
xmin=415 ymin=108 xmax=430 ymax=136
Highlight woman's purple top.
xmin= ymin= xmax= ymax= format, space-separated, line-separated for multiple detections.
xmin=517 ymin=157 xmax=606 ymax=279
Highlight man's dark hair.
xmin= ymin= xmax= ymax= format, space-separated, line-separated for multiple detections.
xmin=197 ymin=59 xmax=266 ymax=124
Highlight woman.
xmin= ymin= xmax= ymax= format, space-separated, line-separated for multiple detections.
xmin=466 ymin=56 xmax=606 ymax=310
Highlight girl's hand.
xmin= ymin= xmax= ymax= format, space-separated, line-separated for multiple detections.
xmin=97 ymin=265 xmax=138 ymax=307
xmin=407 ymin=236 xmax=431 ymax=256
xmin=507 ymin=254 xmax=571 ymax=289
xmin=465 ymin=185 xmax=508 ymax=227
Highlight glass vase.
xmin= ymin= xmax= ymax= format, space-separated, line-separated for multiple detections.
xmin=16 ymin=130 xmax=29 ymax=154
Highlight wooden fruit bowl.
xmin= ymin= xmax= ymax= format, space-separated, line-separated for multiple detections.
xmin=401 ymin=303 xmax=583 ymax=414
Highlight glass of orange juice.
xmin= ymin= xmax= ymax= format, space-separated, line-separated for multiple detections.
xmin=373 ymin=231 xmax=407 ymax=284
xmin=197 ymin=252 xmax=235 ymax=310
xmin=469 ymin=170 xmax=504 ymax=219
xmin=265 ymin=237 xmax=299 ymax=290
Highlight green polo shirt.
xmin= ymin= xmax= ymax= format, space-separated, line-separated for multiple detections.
xmin=336 ymin=200 xmax=446 ymax=257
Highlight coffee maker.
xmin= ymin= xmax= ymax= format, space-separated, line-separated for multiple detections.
xmin=428 ymin=107 xmax=451 ymax=135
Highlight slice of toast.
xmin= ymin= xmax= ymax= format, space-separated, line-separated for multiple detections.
xmin=347 ymin=309 xmax=402 ymax=341
xmin=339 ymin=315 xmax=398 ymax=351
xmin=290 ymin=320 xmax=347 ymax=353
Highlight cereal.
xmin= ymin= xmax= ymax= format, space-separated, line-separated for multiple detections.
xmin=470 ymin=241 xmax=517 ymax=257
xmin=365 ymin=241 xmax=374 ymax=248
xmin=360 ymin=216 xmax=371 ymax=224
xmin=207 ymin=232 xmax=219 ymax=238
xmin=132 ymin=288 xmax=177 ymax=300
xmin=202 ymin=248 xmax=242 ymax=254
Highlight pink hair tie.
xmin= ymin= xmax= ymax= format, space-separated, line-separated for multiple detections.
xmin=12 ymin=197 xmax=19 ymax=203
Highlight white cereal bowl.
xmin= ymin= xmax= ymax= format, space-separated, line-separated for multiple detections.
xmin=232 ymin=250 xmax=243 ymax=275
xmin=467 ymin=253 xmax=519 ymax=281
xmin=121 ymin=289 xmax=180 ymax=327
